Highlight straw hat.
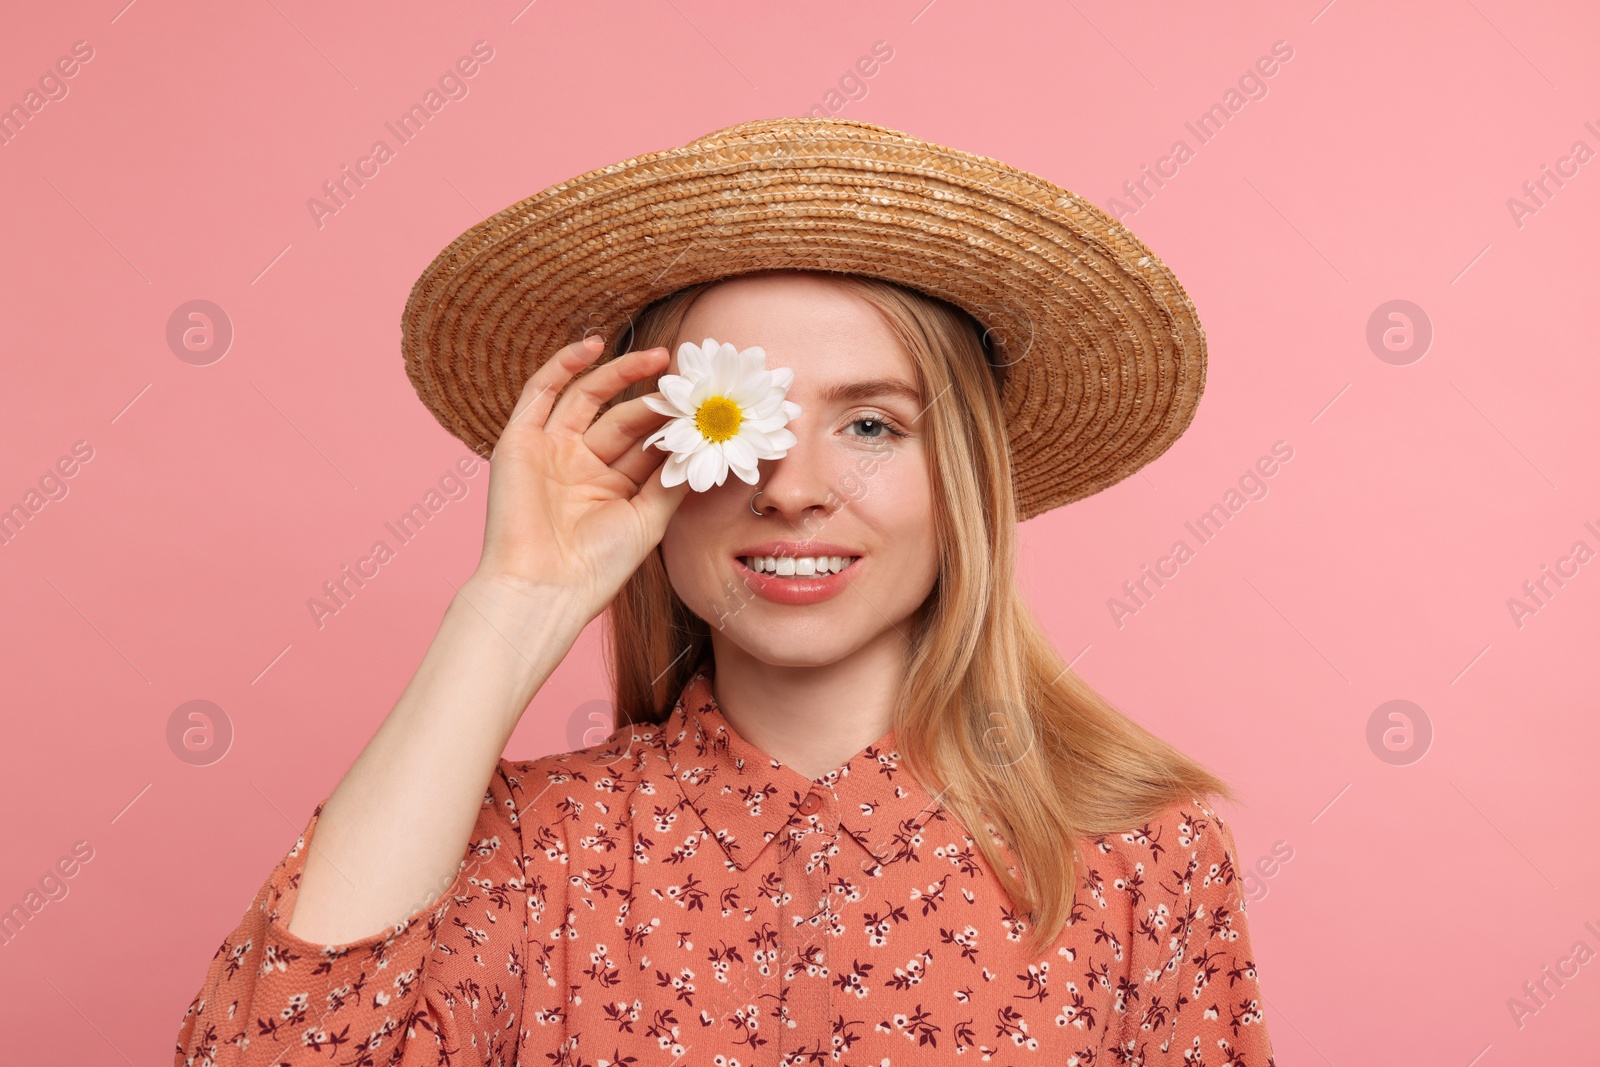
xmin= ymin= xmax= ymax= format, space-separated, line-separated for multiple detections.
xmin=400 ymin=116 xmax=1206 ymax=521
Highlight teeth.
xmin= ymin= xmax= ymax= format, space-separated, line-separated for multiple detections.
xmin=741 ymin=555 xmax=859 ymax=577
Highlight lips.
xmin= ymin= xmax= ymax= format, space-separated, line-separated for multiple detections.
xmin=730 ymin=549 xmax=864 ymax=606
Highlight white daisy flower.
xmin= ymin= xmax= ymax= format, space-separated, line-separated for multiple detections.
xmin=640 ymin=337 xmax=802 ymax=492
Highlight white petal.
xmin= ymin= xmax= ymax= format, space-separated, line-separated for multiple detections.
xmin=688 ymin=375 xmax=717 ymax=407
xmin=762 ymin=427 xmax=798 ymax=452
xmin=687 ymin=445 xmax=727 ymax=492
xmin=659 ymin=452 xmax=691 ymax=487
xmin=746 ymin=413 xmax=791 ymax=433
xmin=721 ymin=434 xmax=758 ymax=470
xmin=735 ymin=425 xmax=774 ymax=453
xmin=663 ymin=419 xmax=705 ymax=453
xmin=730 ymin=371 xmax=773 ymax=407
xmin=711 ymin=342 xmax=744 ymax=393
xmin=641 ymin=424 xmax=672 ymax=450
xmin=728 ymin=460 xmax=761 ymax=485
xmin=769 ymin=366 xmax=795 ymax=391
xmin=734 ymin=350 xmax=770 ymax=398
xmin=745 ymin=387 xmax=787 ymax=419
xmin=678 ymin=340 xmax=710 ymax=380
xmin=659 ymin=375 xmax=697 ymax=413
xmin=641 ymin=394 xmax=684 ymax=418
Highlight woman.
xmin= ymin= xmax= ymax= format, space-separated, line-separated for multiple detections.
xmin=176 ymin=119 xmax=1275 ymax=1065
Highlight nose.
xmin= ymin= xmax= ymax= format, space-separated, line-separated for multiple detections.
xmin=750 ymin=425 xmax=838 ymax=527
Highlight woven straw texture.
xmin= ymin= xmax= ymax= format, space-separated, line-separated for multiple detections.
xmin=400 ymin=116 xmax=1206 ymax=522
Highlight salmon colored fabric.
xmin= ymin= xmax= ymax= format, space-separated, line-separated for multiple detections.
xmin=176 ymin=660 xmax=1276 ymax=1065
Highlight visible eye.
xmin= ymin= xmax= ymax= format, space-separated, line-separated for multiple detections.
xmin=845 ymin=413 xmax=910 ymax=440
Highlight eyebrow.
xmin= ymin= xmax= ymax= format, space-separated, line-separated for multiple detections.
xmin=816 ymin=377 xmax=925 ymax=409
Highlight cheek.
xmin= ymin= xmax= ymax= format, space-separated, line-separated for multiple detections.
xmin=661 ymin=500 xmax=707 ymax=572
xmin=660 ymin=491 xmax=736 ymax=597
xmin=853 ymin=454 xmax=937 ymax=561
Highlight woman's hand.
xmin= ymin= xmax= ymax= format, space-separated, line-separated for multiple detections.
xmin=471 ymin=334 xmax=690 ymax=623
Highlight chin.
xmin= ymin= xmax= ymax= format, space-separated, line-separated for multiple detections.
xmin=716 ymin=620 xmax=865 ymax=669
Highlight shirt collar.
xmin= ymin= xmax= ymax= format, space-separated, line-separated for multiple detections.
xmin=662 ymin=662 xmax=944 ymax=871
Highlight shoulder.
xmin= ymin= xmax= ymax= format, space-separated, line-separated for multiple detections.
xmin=1080 ymin=795 xmax=1242 ymax=906
xmin=1072 ymin=795 xmax=1249 ymax=989
xmin=498 ymin=717 xmax=674 ymax=826
xmin=1088 ymin=793 xmax=1234 ymax=855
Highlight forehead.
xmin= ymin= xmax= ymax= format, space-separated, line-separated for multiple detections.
xmin=668 ymin=272 xmax=915 ymax=389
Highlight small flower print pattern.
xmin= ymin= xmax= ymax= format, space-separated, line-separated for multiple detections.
xmin=175 ymin=660 xmax=1276 ymax=1065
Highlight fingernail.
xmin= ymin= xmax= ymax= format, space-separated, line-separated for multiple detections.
xmin=585 ymin=335 xmax=604 ymax=348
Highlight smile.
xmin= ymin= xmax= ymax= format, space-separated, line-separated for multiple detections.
xmin=731 ymin=552 xmax=865 ymax=606
xmin=738 ymin=554 xmax=860 ymax=577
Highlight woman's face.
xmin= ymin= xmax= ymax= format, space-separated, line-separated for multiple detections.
xmin=656 ymin=272 xmax=941 ymax=669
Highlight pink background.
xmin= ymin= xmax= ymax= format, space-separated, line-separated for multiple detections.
xmin=3 ymin=0 xmax=1597 ymax=1060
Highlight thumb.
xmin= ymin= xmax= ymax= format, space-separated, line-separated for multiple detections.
xmin=632 ymin=467 xmax=693 ymax=540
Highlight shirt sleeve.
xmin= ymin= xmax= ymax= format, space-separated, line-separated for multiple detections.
xmin=173 ymin=761 xmax=529 ymax=1067
xmin=1116 ymin=800 xmax=1277 ymax=1066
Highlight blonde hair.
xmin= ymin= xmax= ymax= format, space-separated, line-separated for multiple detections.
xmin=600 ymin=269 xmax=1235 ymax=956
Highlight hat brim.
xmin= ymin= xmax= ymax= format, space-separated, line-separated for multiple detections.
xmin=400 ymin=116 xmax=1206 ymax=522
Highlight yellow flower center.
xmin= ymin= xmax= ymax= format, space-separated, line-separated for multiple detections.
xmin=695 ymin=395 xmax=743 ymax=443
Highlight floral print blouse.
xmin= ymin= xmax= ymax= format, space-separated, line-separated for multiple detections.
xmin=176 ymin=662 xmax=1276 ymax=1065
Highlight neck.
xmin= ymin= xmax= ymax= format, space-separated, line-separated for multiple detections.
xmin=705 ymin=630 xmax=908 ymax=781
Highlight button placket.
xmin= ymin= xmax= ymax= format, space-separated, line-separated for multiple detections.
xmin=776 ymin=787 xmax=837 ymax=1056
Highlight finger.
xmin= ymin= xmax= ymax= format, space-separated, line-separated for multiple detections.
xmin=608 ymin=429 xmax=674 ymax=490
xmin=547 ymin=345 xmax=670 ymax=438
xmin=503 ymin=335 xmax=607 ymax=437
xmin=597 ymin=421 xmax=675 ymax=496
xmin=584 ymin=393 xmax=678 ymax=468
xmin=629 ymin=454 xmax=694 ymax=536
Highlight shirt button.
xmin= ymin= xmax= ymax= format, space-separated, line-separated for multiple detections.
xmin=797 ymin=792 xmax=822 ymax=815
